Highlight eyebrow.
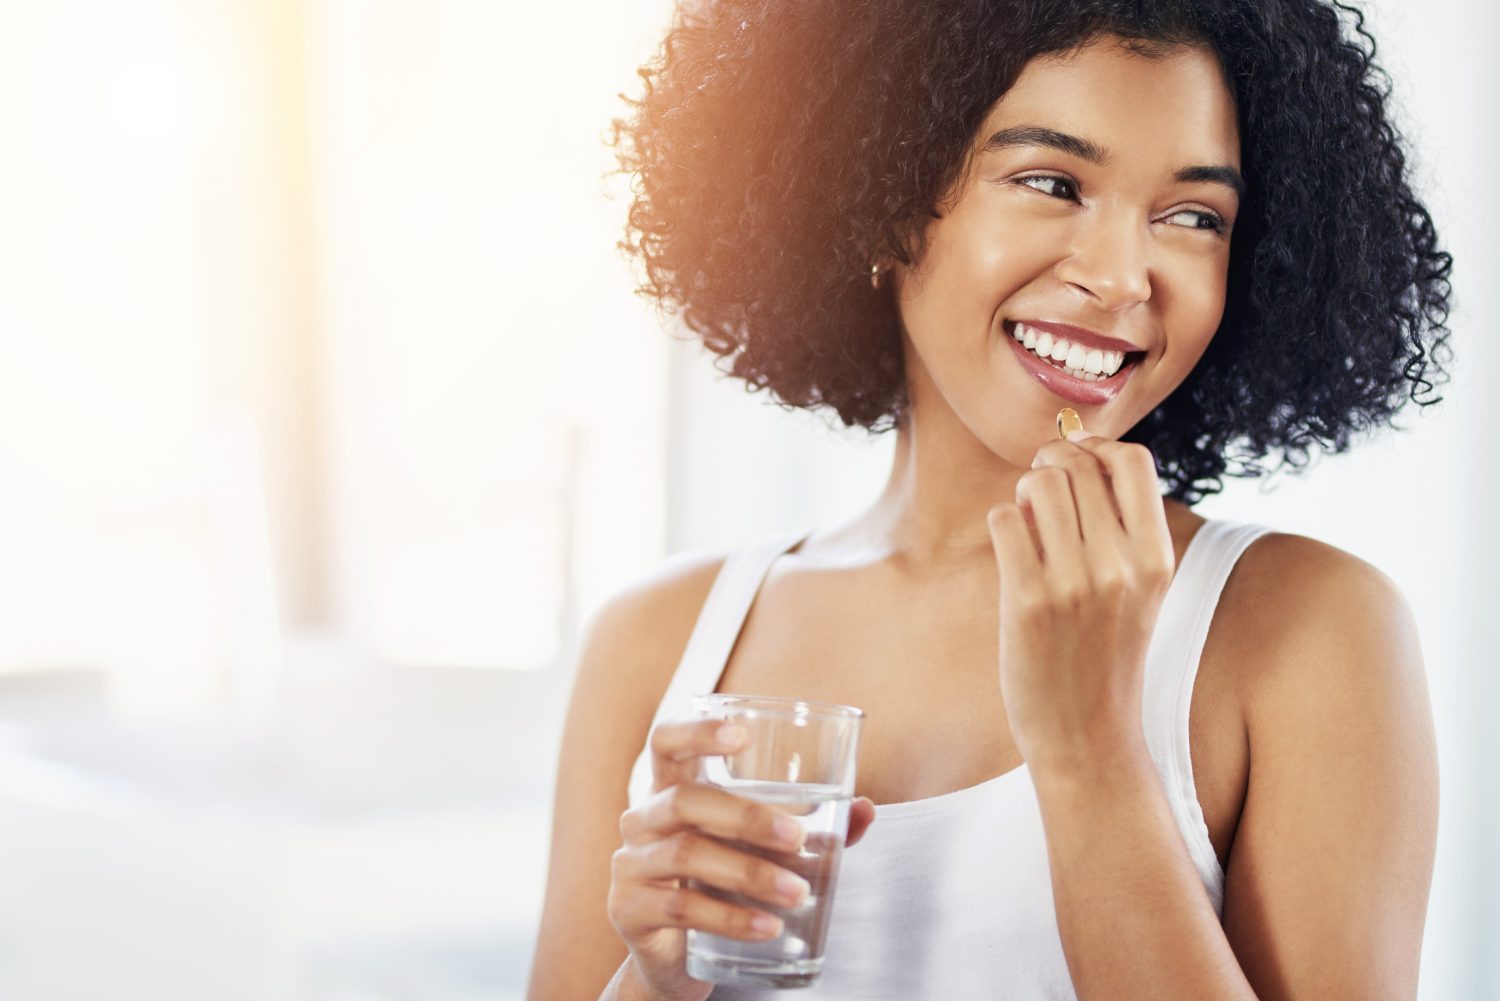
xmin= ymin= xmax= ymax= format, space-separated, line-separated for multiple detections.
xmin=980 ymin=125 xmax=1246 ymax=200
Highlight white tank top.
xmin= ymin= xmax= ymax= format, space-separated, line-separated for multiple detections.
xmin=627 ymin=517 xmax=1273 ymax=998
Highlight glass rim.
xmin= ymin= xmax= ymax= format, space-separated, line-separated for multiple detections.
xmin=691 ymin=692 xmax=865 ymax=721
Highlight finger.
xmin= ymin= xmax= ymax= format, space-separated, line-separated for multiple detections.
xmin=649 ymin=719 xmax=750 ymax=794
xmin=624 ymin=831 xmax=811 ymax=910
xmin=987 ymin=502 xmax=1043 ymax=579
xmin=1014 ymin=467 xmax=1087 ymax=576
xmin=1018 ymin=493 xmax=1044 ymax=559
xmin=612 ymin=881 xmax=785 ymax=942
xmin=1064 ymin=435 xmax=1175 ymax=570
xmin=1033 ymin=436 xmax=1126 ymax=540
xmin=845 ymin=797 xmax=876 ymax=848
xmin=624 ymin=782 xmax=807 ymax=855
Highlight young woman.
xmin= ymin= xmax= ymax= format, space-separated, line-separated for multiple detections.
xmin=529 ymin=1 xmax=1451 ymax=998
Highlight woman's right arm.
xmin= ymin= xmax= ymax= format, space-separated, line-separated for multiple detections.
xmin=524 ymin=553 xmax=728 ymax=1000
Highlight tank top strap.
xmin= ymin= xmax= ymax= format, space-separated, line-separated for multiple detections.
xmin=627 ymin=529 xmax=810 ymax=808
xmin=1141 ymin=517 xmax=1276 ymax=906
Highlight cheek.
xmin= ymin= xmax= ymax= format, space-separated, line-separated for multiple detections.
xmin=952 ymin=208 xmax=1056 ymax=294
xmin=903 ymin=219 xmax=1038 ymax=332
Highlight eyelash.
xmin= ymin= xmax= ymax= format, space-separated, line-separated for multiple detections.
xmin=1015 ymin=174 xmax=1227 ymax=234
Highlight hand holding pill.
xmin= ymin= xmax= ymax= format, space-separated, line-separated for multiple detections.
xmin=983 ymin=409 xmax=1178 ymax=776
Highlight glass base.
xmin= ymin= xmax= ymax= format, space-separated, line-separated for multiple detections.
xmin=686 ymin=951 xmax=823 ymax=989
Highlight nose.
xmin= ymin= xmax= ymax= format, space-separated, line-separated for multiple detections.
xmin=1053 ymin=209 xmax=1153 ymax=311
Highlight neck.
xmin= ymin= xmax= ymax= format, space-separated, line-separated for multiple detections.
xmin=838 ymin=403 xmax=1034 ymax=575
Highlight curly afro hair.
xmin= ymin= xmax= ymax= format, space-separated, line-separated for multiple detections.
xmin=607 ymin=0 xmax=1454 ymax=505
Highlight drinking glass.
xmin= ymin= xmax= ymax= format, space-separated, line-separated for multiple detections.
xmin=684 ymin=693 xmax=864 ymax=989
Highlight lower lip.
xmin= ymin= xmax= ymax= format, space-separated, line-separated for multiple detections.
xmin=1004 ymin=326 xmax=1138 ymax=407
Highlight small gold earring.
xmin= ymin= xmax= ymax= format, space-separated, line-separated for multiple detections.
xmin=869 ymin=263 xmax=882 ymax=289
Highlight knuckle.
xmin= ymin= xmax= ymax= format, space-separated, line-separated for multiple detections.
xmin=650 ymin=720 xmax=697 ymax=757
xmin=1124 ymin=443 xmax=1156 ymax=468
xmin=1058 ymin=449 xmax=1092 ymax=468
xmin=1015 ymin=471 xmax=1046 ymax=498
xmin=1141 ymin=565 xmax=1174 ymax=594
xmin=606 ymin=882 xmax=635 ymax=935
xmin=1016 ymin=589 xmax=1052 ymax=617
xmin=1053 ymin=582 xmax=1088 ymax=609
xmin=606 ymin=885 xmax=623 ymax=925
xmin=1014 ymin=588 xmax=1050 ymax=618
xmin=647 ymin=723 xmax=670 ymax=753
xmin=665 ymin=832 xmax=697 ymax=870
xmin=1092 ymin=566 xmax=1127 ymax=596
xmin=1129 ymin=543 xmax=1173 ymax=584
xmin=739 ymin=797 xmax=765 ymax=833
xmin=663 ymin=886 xmax=692 ymax=924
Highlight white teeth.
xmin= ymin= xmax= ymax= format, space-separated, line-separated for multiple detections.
xmin=1011 ymin=322 xmax=1134 ymax=381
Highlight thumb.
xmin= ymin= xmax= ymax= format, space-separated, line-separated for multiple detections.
xmin=845 ymin=796 xmax=876 ymax=847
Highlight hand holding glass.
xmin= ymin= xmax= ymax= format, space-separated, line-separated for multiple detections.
xmin=685 ymin=694 xmax=864 ymax=989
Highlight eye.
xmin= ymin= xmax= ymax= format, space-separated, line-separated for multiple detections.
xmin=1162 ymin=208 xmax=1227 ymax=234
xmin=1015 ymin=174 xmax=1078 ymax=201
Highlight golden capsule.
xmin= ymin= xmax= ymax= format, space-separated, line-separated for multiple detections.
xmin=1056 ymin=407 xmax=1084 ymax=440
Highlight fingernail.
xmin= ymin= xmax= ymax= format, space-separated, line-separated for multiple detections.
xmin=1065 ymin=429 xmax=1095 ymax=442
xmin=752 ymin=914 xmax=783 ymax=936
xmin=777 ymin=870 xmax=810 ymax=902
xmin=716 ymin=724 xmax=747 ymax=748
xmin=774 ymin=815 xmax=803 ymax=847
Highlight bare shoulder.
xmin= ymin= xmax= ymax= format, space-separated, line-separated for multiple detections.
xmin=526 ymin=547 xmax=729 ymax=1001
xmin=583 ymin=547 xmax=731 ymax=719
xmin=563 ymin=545 xmax=734 ymax=799
xmin=1216 ymin=529 xmax=1437 ymax=999
xmin=1220 ymin=530 xmax=1425 ymax=712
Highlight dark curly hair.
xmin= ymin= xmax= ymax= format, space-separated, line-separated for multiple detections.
xmin=607 ymin=0 xmax=1454 ymax=505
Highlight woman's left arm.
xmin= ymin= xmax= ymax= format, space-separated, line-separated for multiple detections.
xmin=989 ymin=433 xmax=1438 ymax=1001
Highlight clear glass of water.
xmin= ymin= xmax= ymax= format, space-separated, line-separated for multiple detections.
xmin=685 ymin=693 xmax=865 ymax=989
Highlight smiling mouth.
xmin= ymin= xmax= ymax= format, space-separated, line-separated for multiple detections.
xmin=1008 ymin=322 xmax=1146 ymax=381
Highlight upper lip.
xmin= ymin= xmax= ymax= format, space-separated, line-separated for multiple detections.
xmin=1011 ymin=319 xmax=1145 ymax=355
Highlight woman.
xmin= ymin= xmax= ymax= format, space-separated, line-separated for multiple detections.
xmin=529 ymin=0 xmax=1450 ymax=997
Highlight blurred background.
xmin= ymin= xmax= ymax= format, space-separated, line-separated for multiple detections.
xmin=0 ymin=1 xmax=1492 ymax=999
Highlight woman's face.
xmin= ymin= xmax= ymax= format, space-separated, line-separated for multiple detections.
xmin=893 ymin=37 xmax=1242 ymax=460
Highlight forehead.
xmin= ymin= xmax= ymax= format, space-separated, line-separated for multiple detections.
xmin=981 ymin=39 xmax=1240 ymax=165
